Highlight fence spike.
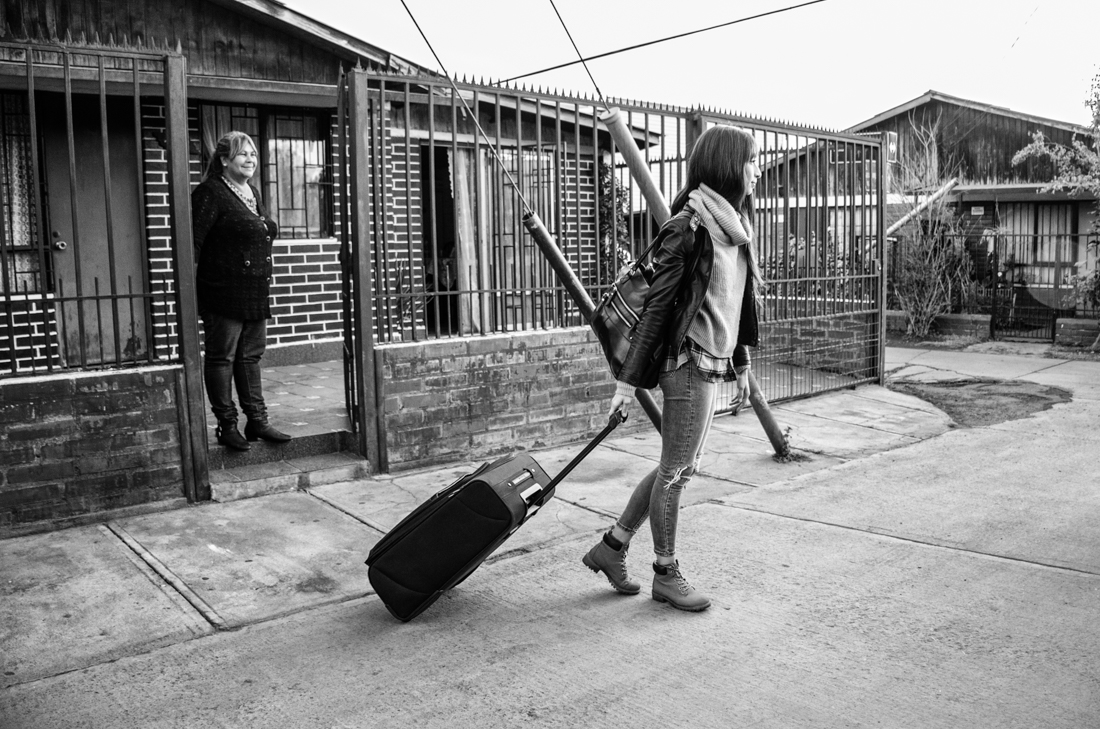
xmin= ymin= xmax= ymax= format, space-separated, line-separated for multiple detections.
xmin=175 ymin=38 xmax=183 ymax=53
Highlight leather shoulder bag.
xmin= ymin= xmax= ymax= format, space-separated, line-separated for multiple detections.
xmin=590 ymin=211 xmax=700 ymax=381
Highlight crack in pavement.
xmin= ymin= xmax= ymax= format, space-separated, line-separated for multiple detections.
xmin=704 ymin=499 xmax=1100 ymax=579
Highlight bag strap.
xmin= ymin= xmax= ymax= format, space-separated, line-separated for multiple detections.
xmin=627 ymin=209 xmax=697 ymax=271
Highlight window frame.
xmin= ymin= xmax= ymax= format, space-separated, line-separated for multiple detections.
xmin=195 ymin=103 xmax=333 ymax=239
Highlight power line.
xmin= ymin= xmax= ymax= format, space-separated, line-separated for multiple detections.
xmin=498 ymin=0 xmax=828 ymax=85
xmin=547 ymin=0 xmax=606 ymax=108
xmin=397 ymin=0 xmax=534 ymax=215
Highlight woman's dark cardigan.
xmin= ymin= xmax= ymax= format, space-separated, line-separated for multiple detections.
xmin=192 ymin=177 xmax=279 ymax=320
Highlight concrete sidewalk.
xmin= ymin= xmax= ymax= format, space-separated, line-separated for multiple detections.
xmin=2 ymin=346 xmax=1098 ymax=728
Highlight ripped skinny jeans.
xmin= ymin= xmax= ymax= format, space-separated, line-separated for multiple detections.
xmin=615 ymin=359 xmax=718 ymax=558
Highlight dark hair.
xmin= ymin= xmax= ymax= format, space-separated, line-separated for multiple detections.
xmin=203 ymin=131 xmax=258 ymax=182
xmin=671 ymin=125 xmax=764 ymax=290
xmin=670 ymin=125 xmax=758 ymax=216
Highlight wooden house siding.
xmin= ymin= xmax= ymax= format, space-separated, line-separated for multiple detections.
xmin=1 ymin=0 xmax=355 ymax=86
xmin=856 ymin=98 xmax=1081 ymax=186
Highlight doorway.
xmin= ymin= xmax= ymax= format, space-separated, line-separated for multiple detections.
xmin=38 ymin=91 xmax=149 ymax=367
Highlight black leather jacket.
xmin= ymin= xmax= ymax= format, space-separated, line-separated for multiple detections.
xmin=617 ymin=208 xmax=759 ymax=390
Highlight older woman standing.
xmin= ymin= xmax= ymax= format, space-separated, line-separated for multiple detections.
xmin=192 ymin=131 xmax=291 ymax=451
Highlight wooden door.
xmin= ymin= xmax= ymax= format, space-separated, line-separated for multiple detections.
xmin=38 ymin=92 xmax=148 ymax=366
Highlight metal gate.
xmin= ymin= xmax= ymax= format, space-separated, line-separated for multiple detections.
xmin=988 ymin=232 xmax=1084 ymax=341
xmin=0 ymin=40 xmax=207 ymax=497
xmin=339 ymin=69 xmax=884 ymax=412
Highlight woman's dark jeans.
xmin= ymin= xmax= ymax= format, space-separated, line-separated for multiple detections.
xmin=201 ymin=311 xmax=268 ymax=425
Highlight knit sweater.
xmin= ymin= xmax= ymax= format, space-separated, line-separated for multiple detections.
xmin=688 ymin=225 xmax=747 ymax=359
xmin=686 ymin=187 xmax=750 ymax=359
xmin=192 ymin=177 xmax=279 ymax=320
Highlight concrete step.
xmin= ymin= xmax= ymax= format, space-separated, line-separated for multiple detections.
xmin=209 ymin=451 xmax=370 ymax=503
xmin=207 ymin=429 xmax=357 ymax=471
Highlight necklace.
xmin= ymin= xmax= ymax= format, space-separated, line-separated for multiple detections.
xmin=221 ymin=175 xmax=258 ymax=214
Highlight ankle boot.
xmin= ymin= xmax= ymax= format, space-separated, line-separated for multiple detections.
xmin=582 ymin=532 xmax=641 ymax=595
xmin=216 ymin=419 xmax=250 ymax=451
xmin=244 ymin=419 xmax=292 ymax=443
xmin=652 ymin=561 xmax=711 ymax=612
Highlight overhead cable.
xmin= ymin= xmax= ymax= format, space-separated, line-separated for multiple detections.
xmin=498 ymin=0 xmax=828 ymax=85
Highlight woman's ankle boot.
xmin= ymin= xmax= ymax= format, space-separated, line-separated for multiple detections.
xmin=244 ymin=419 xmax=292 ymax=443
xmin=652 ymin=561 xmax=711 ymax=612
xmin=582 ymin=531 xmax=641 ymax=594
xmin=216 ymin=419 xmax=250 ymax=451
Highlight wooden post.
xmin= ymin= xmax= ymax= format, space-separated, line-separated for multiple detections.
xmin=885 ymin=178 xmax=958 ymax=237
xmin=164 ymin=54 xmax=209 ymax=501
xmin=348 ymin=68 xmax=384 ymax=472
xmin=600 ymin=107 xmax=790 ymax=456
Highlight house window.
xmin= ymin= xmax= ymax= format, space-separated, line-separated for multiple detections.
xmin=0 ymin=93 xmax=41 ymax=294
xmin=196 ymin=103 xmax=331 ymax=238
xmin=419 ymin=143 xmax=559 ymax=336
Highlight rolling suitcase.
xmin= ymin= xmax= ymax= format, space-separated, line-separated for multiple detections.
xmin=367 ymin=411 xmax=626 ymax=622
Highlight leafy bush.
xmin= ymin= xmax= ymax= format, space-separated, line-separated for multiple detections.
xmin=597 ymin=160 xmax=632 ymax=283
xmin=892 ymin=211 xmax=976 ymax=338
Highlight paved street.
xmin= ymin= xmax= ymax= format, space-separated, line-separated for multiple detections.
xmin=2 ymin=346 xmax=1098 ymax=728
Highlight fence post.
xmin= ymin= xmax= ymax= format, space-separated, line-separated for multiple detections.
xmin=876 ymin=146 xmax=887 ymax=386
xmin=164 ymin=53 xmax=209 ymax=501
xmin=989 ymin=238 xmax=999 ymax=340
xmin=348 ymin=68 xmax=384 ymax=473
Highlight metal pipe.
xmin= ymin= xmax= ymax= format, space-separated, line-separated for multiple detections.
xmin=885 ymin=177 xmax=958 ymax=236
xmin=600 ymin=107 xmax=790 ymax=456
xmin=522 ymin=211 xmax=662 ymax=433
xmin=599 ymin=107 xmax=671 ymax=224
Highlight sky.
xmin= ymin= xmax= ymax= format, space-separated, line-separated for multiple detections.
xmin=283 ymin=0 xmax=1099 ymax=132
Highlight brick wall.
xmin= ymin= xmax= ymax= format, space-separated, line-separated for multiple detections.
xmin=1056 ymin=318 xmax=1098 ymax=347
xmin=142 ymin=103 xmax=180 ymax=361
xmin=268 ymin=238 xmax=344 ymax=345
xmin=379 ymin=327 xmax=637 ymax=469
xmin=765 ymin=312 xmax=880 ymax=379
xmin=0 ymin=367 xmax=185 ymax=530
xmin=0 ymin=296 xmax=60 ymax=373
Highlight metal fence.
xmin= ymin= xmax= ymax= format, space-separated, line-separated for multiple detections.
xmin=888 ymin=231 xmax=1099 ymax=341
xmin=359 ymin=72 xmax=884 ymax=406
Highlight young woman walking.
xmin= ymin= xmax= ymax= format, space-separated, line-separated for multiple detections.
xmin=583 ymin=125 xmax=764 ymax=611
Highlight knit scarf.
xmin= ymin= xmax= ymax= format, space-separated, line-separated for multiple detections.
xmin=687 ymin=184 xmax=763 ymax=290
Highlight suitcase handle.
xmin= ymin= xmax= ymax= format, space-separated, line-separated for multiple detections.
xmin=537 ymin=411 xmax=626 ymax=500
xmin=514 ymin=412 xmax=626 ymax=523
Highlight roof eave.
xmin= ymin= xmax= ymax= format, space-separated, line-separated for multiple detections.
xmin=846 ymin=89 xmax=1089 ymax=136
xmin=210 ymin=0 xmax=432 ymax=74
